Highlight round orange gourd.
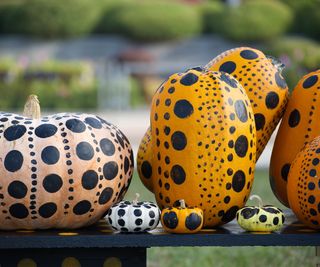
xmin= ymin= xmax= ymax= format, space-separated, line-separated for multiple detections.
xmin=270 ymin=70 xmax=320 ymax=207
xmin=161 ymin=199 xmax=203 ymax=234
xmin=287 ymin=135 xmax=320 ymax=229
xmin=0 ymin=95 xmax=134 ymax=230
xmin=150 ymin=68 xmax=256 ymax=227
xmin=205 ymin=47 xmax=289 ymax=159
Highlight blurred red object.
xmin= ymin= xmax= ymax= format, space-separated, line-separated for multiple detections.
xmin=116 ymin=49 xmax=154 ymax=63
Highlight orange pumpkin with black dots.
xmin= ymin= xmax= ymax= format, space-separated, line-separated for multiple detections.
xmin=161 ymin=199 xmax=203 ymax=234
xmin=149 ymin=68 xmax=256 ymax=228
xmin=205 ymin=47 xmax=289 ymax=159
xmin=137 ymin=127 xmax=154 ymax=192
xmin=270 ymin=70 xmax=320 ymax=207
xmin=287 ymin=135 xmax=320 ymax=229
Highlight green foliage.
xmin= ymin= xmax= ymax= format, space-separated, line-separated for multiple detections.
xmin=198 ymin=1 xmax=224 ymax=33
xmin=211 ymin=0 xmax=293 ymax=41
xmin=96 ymin=1 xmax=202 ymax=41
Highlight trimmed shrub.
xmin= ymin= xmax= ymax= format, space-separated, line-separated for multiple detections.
xmin=96 ymin=1 xmax=202 ymax=41
xmin=198 ymin=1 xmax=224 ymax=33
xmin=211 ymin=0 xmax=293 ymax=41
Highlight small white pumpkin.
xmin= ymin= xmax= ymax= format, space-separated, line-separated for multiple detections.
xmin=106 ymin=193 xmax=160 ymax=232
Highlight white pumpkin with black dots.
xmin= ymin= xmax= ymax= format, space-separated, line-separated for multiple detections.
xmin=106 ymin=193 xmax=160 ymax=232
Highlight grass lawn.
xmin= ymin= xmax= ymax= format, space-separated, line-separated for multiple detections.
xmin=125 ymin=169 xmax=318 ymax=267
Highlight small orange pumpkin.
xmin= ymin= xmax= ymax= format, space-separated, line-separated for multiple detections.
xmin=270 ymin=70 xmax=320 ymax=206
xmin=161 ymin=199 xmax=203 ymax=234
xmin=287 ymin=135 xmax=320 ymax=229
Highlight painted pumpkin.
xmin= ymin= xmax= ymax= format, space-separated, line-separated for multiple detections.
xmin=236 ymin=195 xmax=284 ymax=232
xmin=161 ymin=199 xmax=203 ymax=234
xmin=106 ymin=193 xmax=160 ymax=232
xmin=270 ymin=70 xmax=320 ymax=207
xmin=0 ymin=95 xmax=134 ymax=230
xmin=287 ymin=135 xmax=320 ymax=229
xmin=205 ymin=47 xmax=289 ymax=159
xmin=147 ymin=68 xmax=256 ymax=228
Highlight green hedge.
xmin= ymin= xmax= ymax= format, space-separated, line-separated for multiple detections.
xmin=96 ymin=1 xmax=202 ymax=41
xmin=207 ymin=0 xmax=293 ymax=41
xmin=198 ymin=1 xmax=224 ymax=33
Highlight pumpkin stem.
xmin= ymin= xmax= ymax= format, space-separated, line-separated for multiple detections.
xmin=266 ymin=55 xmax=285 ymax=74
xmin=133 ymin=193 xmax=140 ymax=205
xmin=23 ymin=95 xmax=41 ymax=119
xmin=179 ymin=199 xmax=186 ymax=209
xmin=249 ymin=195 xmax=264 ymax=207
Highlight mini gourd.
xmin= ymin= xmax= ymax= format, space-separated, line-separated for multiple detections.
xmin=236 ymin=195 xmax=285 ymax=232
xmin=0 ymin=95 xmax=134 ymax=229
xmin=161 ymin=199 xmax=203 ymax=234
xmin=106 ymin=193 xmax=160 ymax=232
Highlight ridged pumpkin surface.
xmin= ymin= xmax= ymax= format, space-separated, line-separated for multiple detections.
xmin=205 ymin=47 xmax=289 ymax=159
xmin=150 ymin=69 xmax=256 ymax=227
xmin=270 ymin=70 xmax=320 ymax=207
xmin=287 ymin=135 xmax=320 ymax=229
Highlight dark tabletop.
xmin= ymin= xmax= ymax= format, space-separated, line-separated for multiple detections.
xmin=0 ymin=210 xmax=319 ymax=249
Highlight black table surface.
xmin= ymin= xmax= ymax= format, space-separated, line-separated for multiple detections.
xmin=0 ymin=210 xmax=319 ymax=249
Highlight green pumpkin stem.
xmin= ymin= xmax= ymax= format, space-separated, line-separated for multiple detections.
xmin=23 ymin=95 xmax=41 ymax=119
xmin=249 ymin=195 xmax=263 ymax=207
xmin=133 ymin=193 xmax=140 ymax=205
xmin=179 ymin=199 xmax=186 ymax=209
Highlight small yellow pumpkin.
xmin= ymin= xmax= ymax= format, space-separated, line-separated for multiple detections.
xmin=236 ymin=195 xmax=284 ymax=232
xmin=270 ymin=70 xmax=320 ymax=206
xmin=161 ymin=199 xmax=203 ymax=234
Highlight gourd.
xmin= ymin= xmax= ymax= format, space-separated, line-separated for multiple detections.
xmin=236 ymin=195 xmax=284 ymax=232
xmin=0 ymin=95 xmax=134 ymax=230
xmin=106 ymin=193 xmax=160 ymax=232
xmin=270 ymin=70 xmax=320 ymax=206
xmin=287 ymin=135 xmax=320 ymax=229
xmin=205 ymin=47 xmax=289 ymax=159
xmin=161 ymin=199 xmax=203 ymax=234
xmin=147 ymin=68 xmax=256 ymax=227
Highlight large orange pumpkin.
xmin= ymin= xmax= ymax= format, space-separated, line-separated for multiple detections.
xmin=205 ymin=47 xmax=289 ymax=159
xmin=0 ymin=95 xmax=134 ymax=229
xmin=270 ymin=70 xmax=320 ymax=206
xmin=145 ymin=69 xmax=256 ymax=227
xmin=287 ymin=135 xmax=320 ymax=229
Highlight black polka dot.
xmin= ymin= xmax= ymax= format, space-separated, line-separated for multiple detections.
xmin=275 ymin=72 xmax=287 ymax=89
xmin=281 ymin=163 xmax=290 ymax=181
xmin=163 ymin=211 xmax=179 ymax=229
xmin=149 ymin=210 xmax=155 ymax=218
xmin=134 ymin=209 xmax=142 ymax=217
xmin=240 ymin=49 xmax=259 ymax=60
xmin=308 ymin=182 xmax=315 ymax=190
xmin=4 ymin=150 xmax=23 ymax=172
xmin=288 ymin=109 xmax=300 ymax=128
xmin=235 ymin=135 xmax=248 ymax=158
xmin=308 ymin=195 xmax=315 ymax=204
xmin=310 ymin=169 xmax=317 ymax=177
xmin=240 ymin=207 xmax=258 ymax=219
xmin=234 ymin=100 xmax=248 ymax=123
xmin=265 ymin=91 xmax=279 ymax=109
xmin=73 ymin=200 xmax=91 ymax=215
xmin=222 ymin=206 xmax=239 ymax=223
xmin=135 ymin=218 xmax=143 ymax=225
xmin=9 ymin=203 xmax=29 ymax=219
xmin=118 ymin=219 xmax=125 ymax=227
xmin=174 ymin=100 xmax=194 ymax=119
xmin=103 ymin=161 xmax=119 ymax=180
xmin=82 ymin=170 xmax=98 ymax=190
xmin=8 ymin=181 xmax=27 ymax=199
xmin=99 ymin=187 xmax=113 ymax=204
xmin=254 ymin=113 xmax=265 ymax=131
xmin=4 ymin=125 xmax=26 ymax=141
xmin=220 ymin=73 xmax=237 ymax=88
xmin=118 ymin=209 xmax=126 ymax=217
xmin=85 ymin=117 xmax=102 ymax=129
xmin=41 ymin=146 xmax=60 ymax=165
xmin=259 ymin=214 xmax=267 ymax=223
xmin=273 ymin=217 xmax=279 ymax=225
xmin=185 ymin=213 xmax=202 ymax=230
xmin=66 ymin=119 xmax=86 ymax=133
xmin=141 ymin=161 xmax=152 ymax=179
xmin=100 ymin=138 xmax=115 ymax=156
xmin=303 ymin=75 xmax=318 ymax=89
xmin=313 ymin=158 xmax=319 ymax=166
xmin=35 ymin=124 xmax=57 ymax=138
xmin=171 ymin=131 xmax=187 ymax=151
xmin=219 ymin=61 xmax=236 ymax=74
xmin=76 ymin=142 xmax=94 ymax=160
xmin=39 ymin=202 xmax=57 ymax=218
xmin=164 ymin=126 xmax=171 ymax=135
xmin=180 ymin=73 xmax=198 ymax=86
xmin=43 ymin=174 xmax=63 ymax=193
xmin=124 ymin=156 xmax=130 ymax=174
xmin=116 ymin=133 xmax=125 ymax=149
xmin=232 ymin=170 xmax=246 ymax=192
xmin=170 ymin=165 xmax=186 ymax=185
